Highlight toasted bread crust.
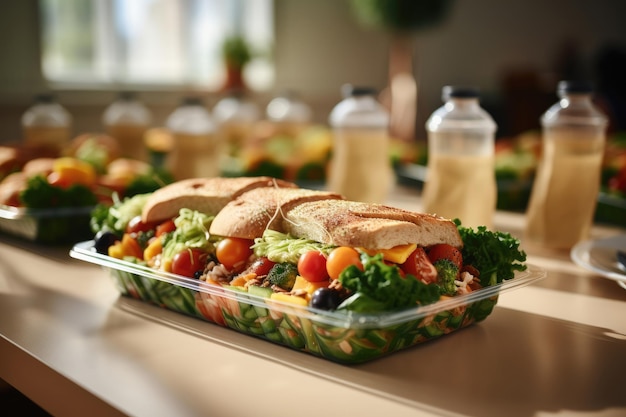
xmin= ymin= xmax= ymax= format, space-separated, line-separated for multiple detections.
xmin=209 ymin=187 xmax=343 ymax=239
xmin=141 ymin=177 xmax=297 ymax=222
xmin=283 ymin=200 xmax=463 ymax=249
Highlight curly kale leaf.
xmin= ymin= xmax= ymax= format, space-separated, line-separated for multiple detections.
xmin=338 ymin=253 xmax=441 ymax=313
xmin=454 ymin=220 xmax=527 ymax=287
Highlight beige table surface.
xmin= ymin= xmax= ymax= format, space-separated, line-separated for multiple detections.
xmin=1 ymin=186 xmax=625 ymax=417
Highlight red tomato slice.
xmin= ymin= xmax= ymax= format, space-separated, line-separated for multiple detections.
xmin=401 ymin=248 xmax=437 ymax=283
xmin=248 ymin=257 xmax=276 ymax=277
xmin=155 ymin=219 xmax=176 ymax=236
xmin=298 ymin=251 xmax=329 ymax=282
xmin=126 ymin=215 xmax=159 ymax=234
xmin=427 ymin=244 xmax=463 ymax=270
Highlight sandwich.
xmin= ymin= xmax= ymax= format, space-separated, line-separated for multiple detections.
xmin=94 ymin=177 xmax=527 ymax=314
xmin=205 ymin=188 xmax=487 ymax=312
xmin=141 ymin=176 xmax=298 ymax=223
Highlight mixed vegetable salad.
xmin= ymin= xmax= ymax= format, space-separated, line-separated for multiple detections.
xmin=92 ymin=195 xmax=527 ymax=314
xmin=87 ymin=194 xmax=531 ymax=363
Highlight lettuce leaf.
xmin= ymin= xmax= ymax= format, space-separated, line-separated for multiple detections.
xmin=338 ymin=253 xmax=441 ymax=312
xmin=454 ymin=220 xmax=527 ymax=288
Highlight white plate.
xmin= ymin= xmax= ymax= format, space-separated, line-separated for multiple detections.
xmin=571 ymin=235 xmax=626 ymax=289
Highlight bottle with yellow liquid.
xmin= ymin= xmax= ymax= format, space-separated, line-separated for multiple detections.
xmin=266 ymin=91 xmax=312 ymax=138
xmin=103 ymin=91 xmax=152 ymax=161
xmin=213 ymin=91 xmax=260 ymax=157
xmin=525 ymin=81 xmax=608 ymax=249
xmin=165 ymin=97 xmax=220 ymax=180
xmin=21 ymin=93 xmax=72 ymax=153
xmin=422 ymin=86 xmax=497 ymax=229
xmin=327 ymin=85 xmax=392 ymax=203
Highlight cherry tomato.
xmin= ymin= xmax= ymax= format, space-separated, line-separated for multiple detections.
xmin=126 ymin=215 xmax=159 ymax=234
xmin=401 ymin=248 xmax=437 ymax=283
xmin=248 ymin=257 xmax=276 ymax=277
xmin=326 ymin=246 xmax=363 ymax=280
xmin=427 ymin=244 xmax=463 ymax=270
xmin=298 ymin=251 xmax=330 ymax=282
xmin=155 ymin=219 xmax=176 ymax=236
xmin=216 ymin=237 xmax=254 ymax=270
xmin=172 ymin=248 xmax=209 ymax=278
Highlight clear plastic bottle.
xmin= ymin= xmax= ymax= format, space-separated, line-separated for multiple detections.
xmin=213 ymin=91 xmax=260 ymax=156
xmin=266 ymin=91 xmax=312 ymax=137
xmin=21 ymin=93 xmax=72 ymax=153
xmin=165 ymin=97 xmax=220 ymax=180
xmin=102 ymin=91 xmax=152 ymax=161
xmin=422 ymin=86 xmax=497 ymax=228
xmin=328 ymin=85 xmax=392 ymax=203
xmin=525 ymin=81 xmax=608 ymax=249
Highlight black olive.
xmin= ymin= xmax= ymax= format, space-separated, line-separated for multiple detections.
xmin=310 ymin=287 xmax=344 ymax=311
xmin=94 ymin=231 xmax=120 ymax=255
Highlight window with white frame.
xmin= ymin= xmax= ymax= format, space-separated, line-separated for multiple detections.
xmin=39 ymin=0 xmax=274 ymax=90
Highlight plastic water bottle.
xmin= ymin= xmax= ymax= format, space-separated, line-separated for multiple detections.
xmin=422 ymin=86 xmax=497 ymax=228
xmin=165 ymin=97 xmax=220 ymax=179
xmin=525 ymin=81 xmax=608 ymax=249
xmin=103 ymin=91 xmax=152 ymax=161
xmin=21 ymin=93 xmax=72 ymax=153
xmin=266 ymin=91 xmax=312 ymax=137
xmin=327 ymin=85 xmax=392 ymax=203
xmin=213 ymin=91 xmax=260 ymax=157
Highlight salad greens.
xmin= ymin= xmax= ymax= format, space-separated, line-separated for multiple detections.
xmin=338 ymin=254 xmax=441 ymax=313
xmin=454 ymin=220 xmax=527 ymax=288
xmin=90 ymin=193 xmax=151 ymax=235
xmin=253 ymin=230 xmax=334 ymax=264
xmin=161 ymin=209 xmax=216 ymax=262
xmin=20 ymin=175 xmax=97 ymax=208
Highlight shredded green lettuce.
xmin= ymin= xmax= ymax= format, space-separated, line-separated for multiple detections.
xmin=90 ymin=193 xmax=151 ymax=235
xmin=252 ymin=230 xmax=334 ymax=264
xmin=161 ymin=209 xmax=216 ymax=262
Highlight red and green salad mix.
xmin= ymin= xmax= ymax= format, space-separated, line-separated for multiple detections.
xmin=91 ymin=196 xmax=527 ymax=314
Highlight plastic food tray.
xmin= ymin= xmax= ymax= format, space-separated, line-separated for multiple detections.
xmin=70 ymin=241 xmax=546 ymax=364
xmin=0 ymin=205 xmax=94 ymax=244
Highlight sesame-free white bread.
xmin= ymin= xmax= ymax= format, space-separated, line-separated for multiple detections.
xmin=209 ymin=187 xmax=343 ymax=239
xmin=141 ymin=177 xmax=297 ymax=222
xmin=283 ymin=199 xmax=463 ymax=249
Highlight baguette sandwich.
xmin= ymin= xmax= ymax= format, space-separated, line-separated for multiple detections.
xmin=141 ymin=176 xmax=298 ymax=223
xmin=95 ymin=177 xmax=527 ymax=314
xmin=205 ymin=187 xmax=482 ymax=311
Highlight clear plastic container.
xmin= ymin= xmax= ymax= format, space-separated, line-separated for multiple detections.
xmin=266 ymin=91 xmax=312 ymax=137
xmin=525 ymin=81 xmax=608 ymax=249
xmin=103 ymin=91 xmax=152 ymax=161
xmin=21 ymin=93 xmax=72 ymax=153
xmin=327 ymin=85 xmax=392 ymax=203
xmin=422 ymin=86 xmax=497 ymax=228
xmin=70 ymin=239 xmax=545 ymax=364
xmin=213 ymin=92 xmax=260 ymax=156
xmin=165 ymin=97 xmax=221 ymax=180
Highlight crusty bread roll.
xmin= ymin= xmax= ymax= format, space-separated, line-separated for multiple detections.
xmin=209 ymin=187 xmax=343 ymax=239
xmin=141 ymin=176 xmax=298 ymax=223
xmin=283 ymin=199 xmax=463 ymax=250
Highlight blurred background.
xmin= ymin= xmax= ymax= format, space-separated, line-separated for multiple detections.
xmin=0 ymin=0 xmax=625 ymax=141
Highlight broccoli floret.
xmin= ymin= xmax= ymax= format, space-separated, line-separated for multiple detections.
xmin=20 ymin=175 xmax=97 ymax=208
xmin=433 ymin=258 xmax=459 ymax=296
xmin=267 ymin=263 xmax=298 ymax=291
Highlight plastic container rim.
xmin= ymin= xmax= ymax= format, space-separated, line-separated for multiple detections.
xmin=70 ymin=240 xmax=546 ymax=329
